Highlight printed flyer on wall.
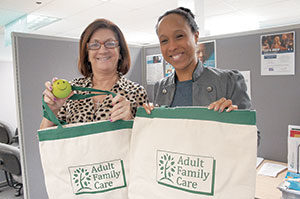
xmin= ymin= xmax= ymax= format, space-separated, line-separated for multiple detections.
xmin=261 ymin=31 xmax=295 ymax=76
xmin=165 ymin=62 xmax=174 ymax=77
xmin=196 ymin=40 xmax=216 ymax=68
xmin=146 ymin=54 xmax=164 ymax=84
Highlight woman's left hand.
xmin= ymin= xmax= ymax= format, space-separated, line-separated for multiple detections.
xmin=110 ymin=94 xmax=133 ymax=122
xmin=208 ymin=97 xmax=238 ymax=112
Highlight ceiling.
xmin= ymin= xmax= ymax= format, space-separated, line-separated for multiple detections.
xmin=1 ymin=0 xmax=300 ymax=48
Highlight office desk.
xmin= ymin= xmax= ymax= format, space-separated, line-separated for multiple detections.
xmin=255 ymin=159 xmax=287 ymax=199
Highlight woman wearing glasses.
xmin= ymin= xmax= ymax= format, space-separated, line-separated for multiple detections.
xmin=40 ymin=19 xmax=148 ymax=129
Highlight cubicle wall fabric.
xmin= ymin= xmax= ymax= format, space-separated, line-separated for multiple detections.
xmin=129 ymin=107 xmax=257 ymax=199
xmin=38 ymin=120 xmax=132 ymax=199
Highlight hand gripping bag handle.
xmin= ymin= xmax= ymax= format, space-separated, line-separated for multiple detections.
xmin=42 ymin=86 xmax=116 ymax=128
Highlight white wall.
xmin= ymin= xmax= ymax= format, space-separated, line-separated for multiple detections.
xmin=0 ymin=61 xmax=17 ymax=130
xmin=0 ymin=32 xmax=16 ymax=130
xmin=0 ymin=33 xmax=16 ymax=183
xmin=0 ymin=33 xmax=13 ymax=62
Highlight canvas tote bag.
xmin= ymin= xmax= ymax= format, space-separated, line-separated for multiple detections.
xmin=129 ymin=107 xmax=257 ymax=199
xmin=38 ymin=87 xmax=132 ymax=199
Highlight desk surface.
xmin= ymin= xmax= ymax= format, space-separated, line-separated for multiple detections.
xmin=255 ymin=159 xmax=287 ymax=199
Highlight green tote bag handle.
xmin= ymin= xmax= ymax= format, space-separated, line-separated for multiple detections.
xmin=42 ymin=85 xmax=116 ymax=128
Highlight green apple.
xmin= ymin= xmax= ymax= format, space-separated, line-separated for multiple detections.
xmin=52 ymin=79 xmax=72 ymax=98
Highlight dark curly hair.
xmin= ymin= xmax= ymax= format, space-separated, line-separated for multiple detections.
xmin=155 ymin=7 xmax=199 ymax=34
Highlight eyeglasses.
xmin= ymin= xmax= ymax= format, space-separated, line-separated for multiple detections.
xmin=87 ymin=40 xmax=119 ymax=50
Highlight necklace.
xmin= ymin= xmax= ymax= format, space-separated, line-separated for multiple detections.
xmin=94 ymin=96 xmax=104 ymax=109
xmin=91 ymin=74 xmax=119 ymax=108
xmin=95 ymin=100 xmax=101 ymax=108
xmin=93 ymin=94 xmax=108 ymax=108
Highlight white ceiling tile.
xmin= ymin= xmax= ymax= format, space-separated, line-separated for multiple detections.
xmin=204 ymin=0 xmax=237 ymax=17
xmin=221 ymin=0 xmax=286 ymax=10
xmin=34 ymin=17 xmax=86 ymax=36
xmin=113 ymin=1 xmax=176 ymax=30
xmin=63 ymin=2 xmax=128 ymax=23
xmin=242 ymin=0 xmax=300 ymax=21
xmin=33 ymin=0 xmax=104 ymax=18
xmin=110 ymin=0 xmax=176 ymax=12
xmin=0 ymin=0 xmax=53 ymax=12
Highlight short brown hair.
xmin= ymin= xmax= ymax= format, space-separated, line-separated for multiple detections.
xmin=78 ymin=18 xmax=131 ymax=77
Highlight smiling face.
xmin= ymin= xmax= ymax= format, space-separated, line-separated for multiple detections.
xmin=52 ymin=79 xmax=72 ymax=98
xmin=88 ymin=28 xmax=120 ymax=75
xmin=157 ymin=14 xmax=198 ymax=73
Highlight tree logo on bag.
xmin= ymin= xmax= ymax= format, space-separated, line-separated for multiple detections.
xmin=72 ymin=168 xmax=92 ymax=192
xmin=156 ymin=150 xmax=216 ymax=196
xmin=68 ymin=159 xmax=127 ymax=195
xmin=158 ymin=153 xmax=176 ymax=183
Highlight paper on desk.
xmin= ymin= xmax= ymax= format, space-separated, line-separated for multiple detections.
xmin=258 ymin=162 xmax=287 ymax=177
xmin=256 ymin=157 xmax=264 ymax=168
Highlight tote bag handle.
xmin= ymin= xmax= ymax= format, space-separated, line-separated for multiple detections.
xmin=42 ymin=86 xmax=116 ymax=128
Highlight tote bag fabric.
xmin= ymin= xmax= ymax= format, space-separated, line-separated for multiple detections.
xmin=38 ymin=120 xmax=132 ymax=199
xmin=38 ymin=87 xmax=132 ymax=199
xmin=129 ymin=107 xmax=257 ymax=199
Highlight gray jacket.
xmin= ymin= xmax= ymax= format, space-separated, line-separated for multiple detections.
xmin=154 ymin=61 xmax=251 ymax=109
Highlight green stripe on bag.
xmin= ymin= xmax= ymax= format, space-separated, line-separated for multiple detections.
xmin=136 ymin=107 xmax=256 ymax=125
xmin=38 ymin=120 xmax=133 ymax=141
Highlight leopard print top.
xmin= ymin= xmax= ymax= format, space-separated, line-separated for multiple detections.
xmin=57 ymin=76 xmax=149 ymax=124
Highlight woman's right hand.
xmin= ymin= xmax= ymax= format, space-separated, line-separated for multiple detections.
xmin=143 ymin=103 xmax=154 ymax=114
xmin=43 ymin=77 xmax=73 ymax=115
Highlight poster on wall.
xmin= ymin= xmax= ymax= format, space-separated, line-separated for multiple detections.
xmin=239 ymin=71 xmax=251 ymax=99
xmin=261 ymin=31 xmax=295 ymax=76
xmin=146 ymin=54 xmax=164 ymax=84
xmin=196 ymin=40 xmax=216 ymax=68
xmin=164 ymin=62 xmax=175 ymax=77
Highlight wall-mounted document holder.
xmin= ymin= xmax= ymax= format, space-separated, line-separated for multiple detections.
xmin=288 ymin=125 xmax=300 ymax=173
